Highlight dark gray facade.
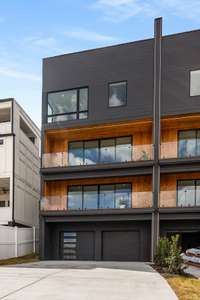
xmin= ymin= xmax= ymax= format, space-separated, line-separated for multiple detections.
xmin=40 ymin=18 xmax=200 ymax=262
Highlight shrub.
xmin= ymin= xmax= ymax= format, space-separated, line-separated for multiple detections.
xmin=155 ymin=236 xmax=170 ymax=267
xmin=155 ymin=234 xmax=184 ymax=274
xmin=165 ymin=235 xmax=184 ymax=274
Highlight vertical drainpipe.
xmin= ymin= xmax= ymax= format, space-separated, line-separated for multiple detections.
xmin=11 ymin=99 xmax=15 ymax=226
xmin=151 ymin=17 xmax=162 ymax=262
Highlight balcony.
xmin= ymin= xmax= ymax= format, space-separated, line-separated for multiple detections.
xmin=41 ymin=192 xmax=153 ymax=211
xmin=42 ymin=144 xmax=153 ymax=168
xmin=160 ymin=174 xmax=200 ymax=208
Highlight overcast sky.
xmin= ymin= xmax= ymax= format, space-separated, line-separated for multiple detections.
xmin=1 ymin=0 xmax=200 ymax=127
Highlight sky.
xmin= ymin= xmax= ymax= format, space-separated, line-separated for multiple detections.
xmin=1 ymin=0 xmax=200 ymax=128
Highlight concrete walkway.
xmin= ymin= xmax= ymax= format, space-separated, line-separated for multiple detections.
xmin=0 ymin=261 xmax=178 ymax=300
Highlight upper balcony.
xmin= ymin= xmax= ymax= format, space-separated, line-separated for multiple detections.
xmin=160 ymin=114 xmax=200 ymax=162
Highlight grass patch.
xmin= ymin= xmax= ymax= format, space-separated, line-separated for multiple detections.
xmin=0 ymin=254 xmax=39 ymax=266
xmin=164 ymin=274 xmax=200 ymax=300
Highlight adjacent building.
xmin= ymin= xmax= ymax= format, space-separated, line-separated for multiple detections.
xmin=40 ymin=18 xmax=200 ymax=261
xmin=0 ymin=98 xmax=40 ymax=227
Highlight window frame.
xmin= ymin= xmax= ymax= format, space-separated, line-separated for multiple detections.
xmin=47 ymin=86 xmax=89 ymax=123
xmin=108 ymin=80 xmax=128 ymax=108
xmin=67 ymin=182 xmax=132 ymax=210
xmin=177 ymin=179 xmax=200 ymax=207
xmin=178 ymin=129 xmax=200 ymax=158
xmin=190 ymin=69 xmax=200 ymax=97
xmin=68 ymin=135 xmax=132 ymax=166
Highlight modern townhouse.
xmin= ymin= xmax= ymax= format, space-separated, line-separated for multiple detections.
xmin=0 ymin=98 xmax=40 ymax=227
xmin=40 ymin=18 xmax=200 ymax=261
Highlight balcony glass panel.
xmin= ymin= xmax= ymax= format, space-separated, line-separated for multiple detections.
xmin=99 ymin=185 xmax=115 ymax=209
xmin=68 ymin=186 xmax=82 ymax=210
xmin=83 ymin=185 xmax=98 ymax=209
xmin=177 ymin=180 xmax=195 ymax=207
xmin=196 ymin=180 xmax=200 ymax=206
xmin=116 ymin=137 xmax=132 ymax=162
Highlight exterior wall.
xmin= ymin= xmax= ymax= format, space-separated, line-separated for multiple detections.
xmin=43 ymin=175 xmax=152 ymax=210
xmin=13 ymin=101 xmax=40 ymax=227
xmin=160 ymin=172 xmax=200 ymax=207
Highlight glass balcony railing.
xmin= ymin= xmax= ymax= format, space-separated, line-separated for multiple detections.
xmin=160 ymin=141 xmax=200 ymax=160
xmin=41 ymin=192 xmax=152 ymax=211
xmin=42 ymin=144 xmax=153 ymax=168
xmin=160 ymin=190 xmax=200 ymax=208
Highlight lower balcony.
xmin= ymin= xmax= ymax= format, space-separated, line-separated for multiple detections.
xmin=41 ymin=175 xmax=152 ymax=212
xmin=160 ymin=172 xmax=200 ymax=208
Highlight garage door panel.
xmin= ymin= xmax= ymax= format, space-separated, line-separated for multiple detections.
xmin=77 ymin=232 xmax=95 ymax=260
xmin=102 ymin=231 xmax=140 ymax=261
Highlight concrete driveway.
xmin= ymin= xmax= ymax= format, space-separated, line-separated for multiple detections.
xmin=0 ymin=261 xmax=177 ymax=300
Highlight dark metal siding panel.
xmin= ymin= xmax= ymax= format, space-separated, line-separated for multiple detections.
xmin=162 ymin=31 xmax=200 ymax=115
xmin=42 ymin=39 xmax=154 ymax=127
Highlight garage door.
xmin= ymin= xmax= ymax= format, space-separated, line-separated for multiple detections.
xmin=61 ymin=231 xmax=94 ymax=260
xmin=102 ymin=231 xmax=140 ymax=261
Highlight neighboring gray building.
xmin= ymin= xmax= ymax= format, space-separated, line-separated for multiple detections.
xmin=0 ymin=98 xmax=40 ymax=227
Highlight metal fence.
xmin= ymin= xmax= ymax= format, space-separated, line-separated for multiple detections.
xmin=0 ymin=225 xmax=39 ymax=259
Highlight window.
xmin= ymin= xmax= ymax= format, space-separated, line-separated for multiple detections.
xmin=115 ymin=183 xmax=131 ymax=209
xmin=0 ymin=139 xmax=4 ymax=145
xmin=20 ymin=117 xmax=36 ymax=144
xmin=68 ymin=136 xmax=132 ymax=166
xmin=68 ymin=183 xmax=132 ymax=210
xmin=83 ymin=186 xmax=98 ymax=209
xmin=47 ymin=87 xmax=88 ymax=123
xmin=190 ymin=70 xmax=200 ymax=96
xmin=178 ymin=130 xmax=200 ymax=158
xmin=0 ymin=178 xmax=10 ymax=207
xmin=177 ymin=180 xmax=200 ymax=207
xmin=109 ymin=81 xmax=127 ymax=107
xmin=68 ymin=186 xmax=82 ymax=210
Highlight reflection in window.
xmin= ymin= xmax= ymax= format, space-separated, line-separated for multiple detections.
xmin=84 ymin=140 xmax=99 ymax=165
xmin=83 ymin=186 xmax=98 ymax=209
xmin=47 ymin=87 xmax=88 ymax=123
xmin=109 ymin=82 xmax=127 ymax=107
xmin=115 ymin=183 xmax=131 ymax=209
xmin=100 ymin=139 xmax=115 ymax=163
xmin=116 ymin=137 xmax=132 ymax=162
xmin=178 ymin=130 xmax=200 ymax=158
xmin=99 ymin=185 xmax=115 ymax=209
xmin=68 ymin=186 xmax=82 ymax=210
xmin=177 ymin=180 xmax=200 ymax=207
xmin=68 ymin=136 xmax=132 ymax=166
xmin=190 ymin=70 xmax=200 ymax=96
xmin=68 ymin=183 xmax=131 ymax=210
xmin=68 ymin=142 xmax=84 ymax=165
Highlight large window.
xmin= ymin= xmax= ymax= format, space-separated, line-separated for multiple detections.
xmin=68 ymin=136 xmax=132 ymax=166
xmin=68 ymin=183 xmax=131 ymax=210
xmin=190 ymin=70 xmax=200 ymax=96
xmin=48 ymin=87 xmax=88 ymax=123
xmin=178 ymin=130 xmax=200 ymax=158
xmin=109 ymin=81 xmax=127 ymax=107
xmin=177 ymin=180 xmax=200 ymax=207
xmin=0 ymin=178 xmax=10 ymax=207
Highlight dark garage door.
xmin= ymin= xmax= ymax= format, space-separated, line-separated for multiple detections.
xmin=102 ymin=231 xmax=140 ymax=261
xmin=61 ymin=231 xmax=95 ymax=260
